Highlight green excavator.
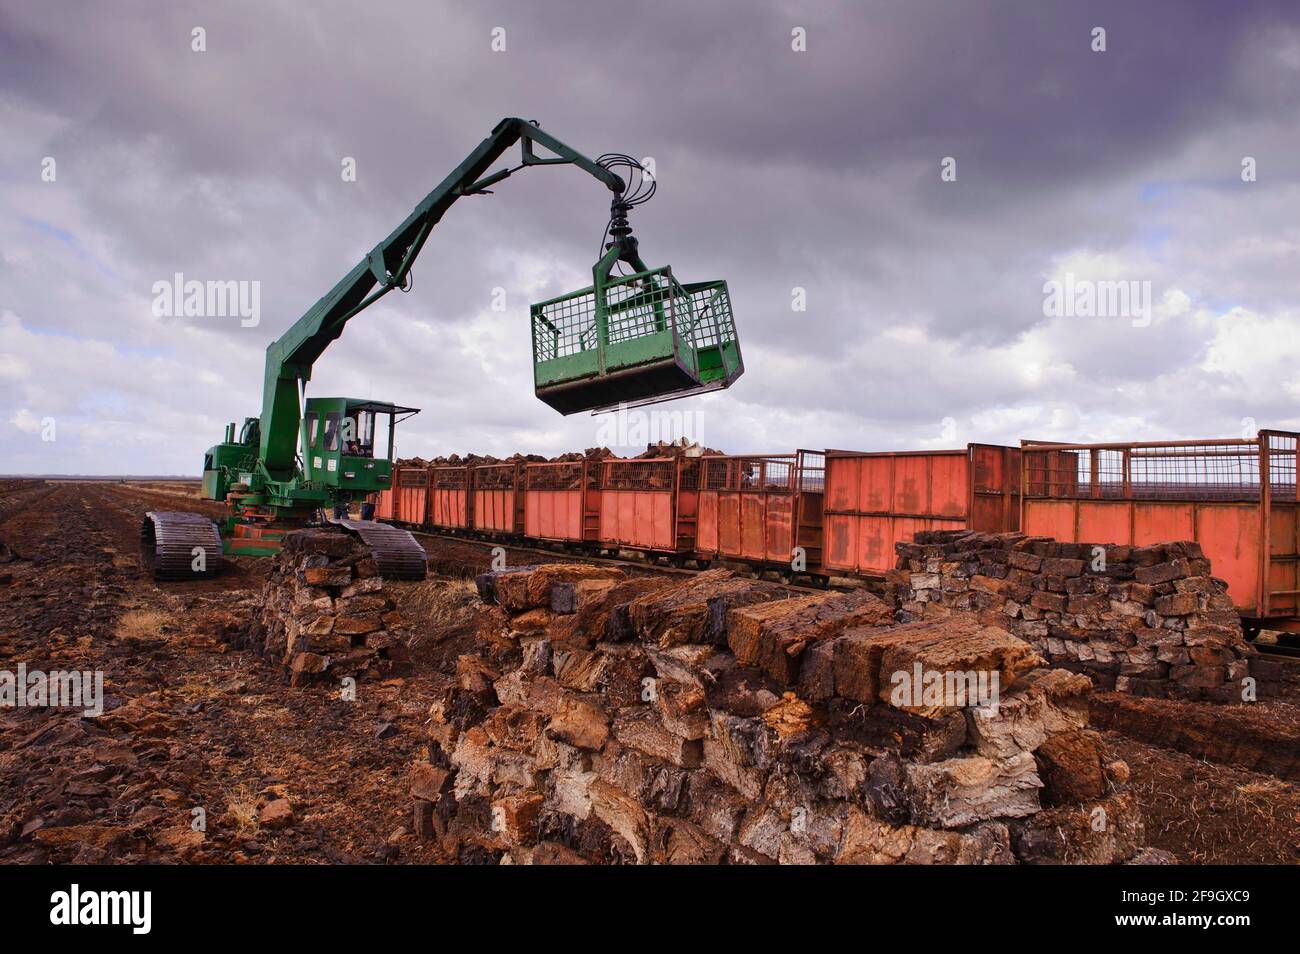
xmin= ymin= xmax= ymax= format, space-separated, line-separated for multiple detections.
xmin=141 ymin=117 xmax=744 ymax=581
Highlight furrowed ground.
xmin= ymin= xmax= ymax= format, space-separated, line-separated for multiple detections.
xmin=0 ymin=481 xmax=1297 ymax=864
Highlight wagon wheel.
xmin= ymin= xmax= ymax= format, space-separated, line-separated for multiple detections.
xmin=669 ymin=555 xmax=688 ymax=569
xmin=695 ymin=558 xmax=712 ymax=570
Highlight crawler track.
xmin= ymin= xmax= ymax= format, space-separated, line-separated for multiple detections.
xmin=139 ymin=508 xmax=428 ymax=583
xmin=140 ymin=511 xmax=224 ymax=580
xmin=334 ymin=518 xmax=428 ymax=580
xmin=405 ymin=526 xmax=848 ymax=597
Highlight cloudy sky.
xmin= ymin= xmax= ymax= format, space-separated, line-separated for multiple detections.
xmin=3 ymin=0 xmax=1300 ymax=475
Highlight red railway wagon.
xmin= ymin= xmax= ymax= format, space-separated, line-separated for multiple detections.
xmin=472 ymin=461 xmax=525 ymax=536
xmin=430 ymin=465 xmax=471 ymax=532
xmin=523 ymin=460 xmax=600 ymax=546
xmin=596 ymin=456 xmax=702 ymax=563
xmin=386 ymin=465 xmax=431 ymax=526
xmin=373 ymin=488 xmax=395 ymax=521
xmin=1020 ymin=431 xmax=1300 ymax=634
xmin=822 ymin=444 xmax=1021 ymax=578
xmin=695 ymin=452 xmax=828 ymax=580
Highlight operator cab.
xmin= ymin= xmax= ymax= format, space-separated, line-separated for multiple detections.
xmin=301 ymin=398 xmax=420 ymax=492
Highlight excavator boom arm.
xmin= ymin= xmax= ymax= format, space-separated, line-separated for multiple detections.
xmin=258 ymin=118 xmax=626 ymax=477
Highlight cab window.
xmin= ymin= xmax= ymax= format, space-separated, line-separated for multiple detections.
xmin=356 ymin=410 xmax=374 ymax=453
xmin=304 ymin=412 xmax=319 ymax=449
xmin=323 ymin=412 xmax=340 ymax=451
xmin=344 ymin=410 xmax=375 ymax=457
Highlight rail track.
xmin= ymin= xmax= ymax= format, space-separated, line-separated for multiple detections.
xmin=405 ymin=526 xmax=848 ymax=597
xmin=405 ymin=525 xmax=1300 ymax=666
xmin=1256 ymin=640 xmax=1300 ymax=661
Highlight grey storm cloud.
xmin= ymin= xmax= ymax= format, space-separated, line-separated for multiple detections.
xmin=2 ymin=0 xmax=1300 ymax=474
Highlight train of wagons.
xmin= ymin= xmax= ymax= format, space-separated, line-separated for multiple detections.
xmin=375 ymin=428 xmax=1300 ymax=638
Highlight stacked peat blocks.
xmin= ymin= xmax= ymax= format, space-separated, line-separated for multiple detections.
xmin=248 ymin=530 xmax=413 ymax=686
xmin=889 ymin=531 xmax=1255 ymax=702
xmin=411 ymin=563 xmax=1150 ymax=865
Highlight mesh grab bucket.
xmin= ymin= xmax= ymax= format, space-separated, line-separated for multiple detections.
xmin=531 ymin=266 xmax=742 ymax=414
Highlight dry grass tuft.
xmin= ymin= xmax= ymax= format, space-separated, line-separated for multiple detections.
xmin=115 ymin=608 xmax=170 ymax=640
xmin=223 ymin=783 xmax=261 ymax=835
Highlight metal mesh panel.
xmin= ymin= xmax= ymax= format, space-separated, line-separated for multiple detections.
xmin=601 ymin=459 xmax=675 ymax=491
xmin=526 ymin=462 xmax=584 ymax=490
xmin=701 ymin=456 xmax=795 ymax=492
xmin=604 ymin=273 xmax=681 ymax=344
xmin=1023 ymin=439 xmax=1291 ymax=501
xmin=397 ymin=467 xmax=429 ymax=488
xmin=1129 ymin=445 xmax=1257 ymax=499
xmin=532 ymin=269 xmax=684 ymax=363
xmin=753 ymin=458 xmax=792 ymax=491
xmin=682 ymin=282 xmax=737 ymax=351
xmin=797 ymin=451 xmax=826 ymax=493
xmin=533 ymin=292 xmax=596 ymax=360
xmin=1266 ymin=432 xmax=1298 ymax=502
xmin=433 ymin=467 xmax=467 ymax=490
xmin=680 ymin=458 xmax=700 ymax=491
xmin=474 ymin=464 xmax=518 ymax=490
xmin=1023 ymin=448 xmax=1081 ymax=497
xmin=702 ymin=458 xmax=730 ymax=490
xmin=531 ymin=270 xmax=738 ymax=364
